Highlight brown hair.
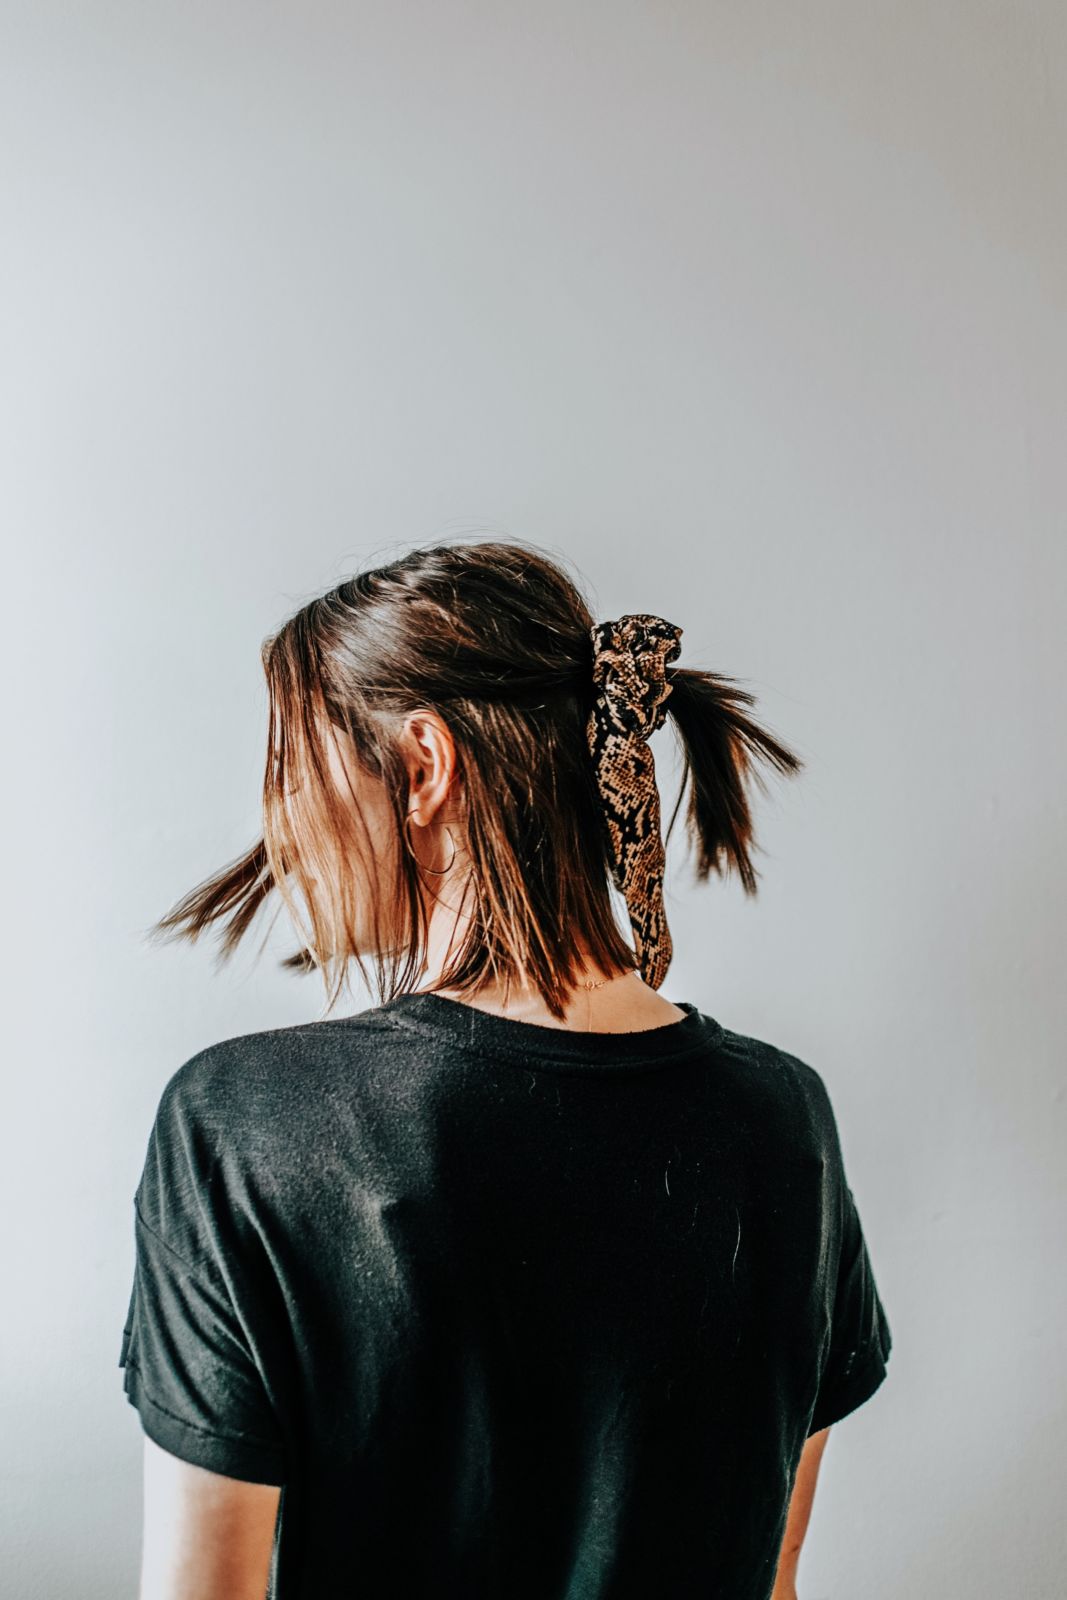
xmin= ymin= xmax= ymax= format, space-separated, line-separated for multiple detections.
xmin=148 ymin=537 xmax=804 ymax=1021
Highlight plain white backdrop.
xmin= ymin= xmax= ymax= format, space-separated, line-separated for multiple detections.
xmin=2 ymin=3 xmax=1064 ymax=1596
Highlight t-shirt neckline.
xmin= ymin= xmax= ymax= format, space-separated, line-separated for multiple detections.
xmin=376 ymin=990 xmax=724 ymax=1070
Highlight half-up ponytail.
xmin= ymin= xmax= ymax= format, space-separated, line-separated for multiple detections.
xmin=147 ymin=537 xmax=805 ymax=1020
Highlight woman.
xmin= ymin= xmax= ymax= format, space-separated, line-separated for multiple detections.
xmin=119 ymin=538 xmax=892 ymax=1599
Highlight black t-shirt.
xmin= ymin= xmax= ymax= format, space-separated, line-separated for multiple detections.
xmin=119 ymin=992 xmax=892 ymax=1599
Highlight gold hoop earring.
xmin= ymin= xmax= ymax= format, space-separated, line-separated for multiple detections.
xmin=403 ymin=814 xmax=457 ymax=875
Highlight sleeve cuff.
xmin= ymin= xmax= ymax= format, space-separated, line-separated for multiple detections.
xmin=122 ymin=1361 xmax=287 ymax=1486
xmin=807 ymin=1351 xmax=890 ymax=1436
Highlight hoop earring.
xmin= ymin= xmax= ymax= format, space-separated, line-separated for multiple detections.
xmin=403 ymin=813 xmax=457 ymax=875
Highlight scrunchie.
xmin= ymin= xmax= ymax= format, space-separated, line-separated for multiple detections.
xmin=586 ymin=613 xmax=683 ymax=990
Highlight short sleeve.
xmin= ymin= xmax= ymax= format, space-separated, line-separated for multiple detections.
xmin=807 ymin=1182 xmax=893 ymax=1435
xmin=118 ymin=1055 xmax=287 ymax=1485
xmin=120 ymin=1207 xmax=286 ymax=1484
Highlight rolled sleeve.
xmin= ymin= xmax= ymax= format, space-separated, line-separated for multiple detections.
xmin=808 ymin=1183 xmax=892 ymax=1435
xmin=119 ymin=1206 xmax=286 ymax=1486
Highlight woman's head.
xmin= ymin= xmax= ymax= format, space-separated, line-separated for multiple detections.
xmin=150 ymin=537 xmax=804 ymax=1020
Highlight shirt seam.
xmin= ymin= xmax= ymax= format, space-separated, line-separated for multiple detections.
xmin=378 ymin=1008 xmax=725 ymax=1073
xmin=134 ymin=1200 xmax=219 ymax=1282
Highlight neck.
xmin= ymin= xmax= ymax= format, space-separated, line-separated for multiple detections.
xmin=405 ymin=863 xmax=677 ymax=1029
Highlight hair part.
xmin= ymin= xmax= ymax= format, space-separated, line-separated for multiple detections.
xmin=147 ymin=538 xmax=805 ymax=1021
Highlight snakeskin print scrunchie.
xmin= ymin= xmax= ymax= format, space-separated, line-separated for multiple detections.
xmin=586 ymin=612 xmax=684 ymax=991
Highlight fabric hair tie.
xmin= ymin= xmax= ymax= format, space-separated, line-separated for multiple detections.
xmin=585 ymin=612 xmax=683 ymax=990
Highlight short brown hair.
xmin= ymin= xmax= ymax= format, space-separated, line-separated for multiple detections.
xmin=149 ymin=537 xmax=804 ymax=1020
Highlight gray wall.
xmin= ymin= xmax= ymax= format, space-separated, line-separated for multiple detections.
xmin=2 ymin=3 xmax=1064 ymax=1596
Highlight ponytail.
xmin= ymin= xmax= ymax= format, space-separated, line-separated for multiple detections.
xmin=664 ymin=668 xmax=805 ymax=895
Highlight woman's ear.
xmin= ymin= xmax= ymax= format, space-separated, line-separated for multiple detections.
xmin=400 ymin=710 xmax=458 ymax=826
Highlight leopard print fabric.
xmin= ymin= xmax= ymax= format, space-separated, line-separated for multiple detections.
xmin=586 ymin=613 xmax=684 ymax=991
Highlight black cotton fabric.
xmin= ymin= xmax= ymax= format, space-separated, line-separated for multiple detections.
xmin=119 ymin=993 xmax=892 ymax=1599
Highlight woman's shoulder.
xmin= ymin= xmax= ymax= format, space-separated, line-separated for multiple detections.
xmin=711 ymin=1021 xmax=844 ymax=1149
xmin=160 ymin=1008 xmax=396 ymax=1101
xmin=136 ymin=1011 xmax=402 ymax=1237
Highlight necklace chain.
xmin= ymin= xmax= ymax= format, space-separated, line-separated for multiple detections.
xmin=578 ymin=967 xmax=639 ymax=991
